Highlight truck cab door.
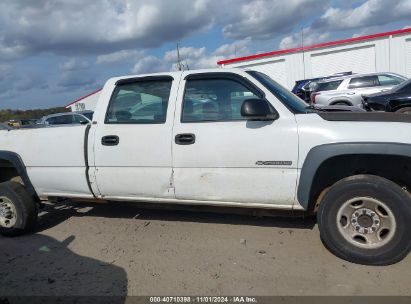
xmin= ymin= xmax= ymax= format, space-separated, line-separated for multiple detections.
xmin=171 ymin=72 xmax=299 ymax=207
xmin=91 ymin=75 xmax=180 ymax=200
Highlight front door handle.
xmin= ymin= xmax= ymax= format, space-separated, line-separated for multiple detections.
xmin=175 ymin=133 xmax=195 ymax=145
xmin=102 ymin=135 xmax=119 ymax=146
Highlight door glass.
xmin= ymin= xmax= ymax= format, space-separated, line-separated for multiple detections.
xmin=106 ymin=80 xmax=172 ymax=124
xmin=378 ymin=75 xmax=403 ymax=86
xmin=47 ymin=115 xmax=74 ymax=125
xmin=73 ymin=114 xmax=89 ymax=124
xmin=348 ymin=76 xmax=378 ymax=89
xmin=182 ymin=78 xmax=258 ymax=122
xmin=314 ymin=80 xmax=343 ymax=92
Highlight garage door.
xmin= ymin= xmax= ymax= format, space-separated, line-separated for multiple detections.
xmin=310 ymin=45 xmax=376 ymax=77
xmin=406 ymin=39 xmax=411 ymax=78
xmin=240 ymin=59 xmax=287 ymax=87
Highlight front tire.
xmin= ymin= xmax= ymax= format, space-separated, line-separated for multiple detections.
xmin=0 ymin=181 xmax=38 ymax=237
xmin=317 ymin=175 xmax=411 ymax=265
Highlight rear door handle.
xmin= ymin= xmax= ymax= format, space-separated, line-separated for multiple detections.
xmin=102 ymin=135 xmax=119 ymax=146
xmin=175 ymin=133 xmax=195 ymax=145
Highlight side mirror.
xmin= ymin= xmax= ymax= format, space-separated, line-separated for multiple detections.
xmin=241 ymin=98 xmax=278 ymax=121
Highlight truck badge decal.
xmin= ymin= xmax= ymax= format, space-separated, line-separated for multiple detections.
xmin=256 ymin=161 xmax=292 ymax=166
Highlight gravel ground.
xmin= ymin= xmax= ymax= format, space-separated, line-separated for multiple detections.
xmin=0 ymin=200 xmax=410 ymax=296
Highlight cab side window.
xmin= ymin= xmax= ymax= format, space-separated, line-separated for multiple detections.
xmin=106 ymin=79 xmax=172 ymax=124
xmin=182 ymin=78 xmax=259 ymax=123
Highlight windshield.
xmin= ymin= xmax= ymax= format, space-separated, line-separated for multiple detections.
xmin=82 ymin=112 xmax=94 ymax=120
xmin=392 ymin=79 xmax=411 ymax=92
xmin=247 ymin=71 xmax=308 ymax=114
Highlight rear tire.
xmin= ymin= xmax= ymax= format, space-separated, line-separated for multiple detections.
xmin=0 ymin=181 xmax=38 ymax=237
xmin=317 ymin=175 xmax=411 ymax=265
xmin=395 ymin=107 xmax=411 ymax=114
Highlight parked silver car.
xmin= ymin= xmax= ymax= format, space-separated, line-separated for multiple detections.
xmin=38 ymin=111 xmax=93 ymax=125
xmin=310 ymin=72 xmax=407 ymax=108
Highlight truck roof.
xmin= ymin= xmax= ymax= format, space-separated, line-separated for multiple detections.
xmin=107 ymin=68 xmax=247 ymax=83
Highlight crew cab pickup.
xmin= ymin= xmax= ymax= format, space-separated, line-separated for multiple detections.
xmin=0 ymin=69 xmax=410 ymax=265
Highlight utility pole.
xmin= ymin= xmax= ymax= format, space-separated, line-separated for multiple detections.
xmin=301 ymin=27 xmax=306 ymax=79
xmin=176 ymin=43 xmax=183 ymax=71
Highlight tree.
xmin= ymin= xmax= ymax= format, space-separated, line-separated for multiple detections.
xmin=0 ymin=107 xmax=69 ymax=123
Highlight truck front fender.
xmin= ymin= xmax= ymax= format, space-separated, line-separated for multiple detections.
xmin=297 ymin=142 xmax=411 ymax=210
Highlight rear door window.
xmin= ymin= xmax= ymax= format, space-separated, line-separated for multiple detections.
xmin=315 ymin=80 xmax=342 ymax=92
xmin=348 ymin=76 xmax=378 ymax=89
xmin=105 ymin=79 xmax=172 ymax=124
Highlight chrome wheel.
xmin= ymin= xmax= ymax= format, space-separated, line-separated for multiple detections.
xmin=336 ymin=197 xmax=396 ymax=249
xmin=0 ymin=196 xmax=17 ymax=228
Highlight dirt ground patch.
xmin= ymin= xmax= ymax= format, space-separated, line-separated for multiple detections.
xmin=0 ymin=200 xmax=410 ymax=296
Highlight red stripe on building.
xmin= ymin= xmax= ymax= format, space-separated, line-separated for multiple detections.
xmin=217 ymin=27 xmax=411 ymax=65
xmin=65 ymin=88 xmax=103 ymax=108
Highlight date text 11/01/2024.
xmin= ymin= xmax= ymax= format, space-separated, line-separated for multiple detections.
xmin=149 ymin=296 xmax=258 ymax=303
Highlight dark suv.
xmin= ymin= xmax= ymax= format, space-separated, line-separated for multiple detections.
xmin=363 ymin=79 xmax=411 ymax=113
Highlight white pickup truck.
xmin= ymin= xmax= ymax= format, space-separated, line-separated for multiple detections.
xmin=0 ymin=69 xmax=410 ymax=265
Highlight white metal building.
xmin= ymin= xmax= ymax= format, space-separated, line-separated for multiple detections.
xmin=65 ymin=88 xmax=102 ymax=112
xmin=218 ymin=28 xmax=411 ymax=89
xmin=65 ymin=28 xmax=411 ymax=111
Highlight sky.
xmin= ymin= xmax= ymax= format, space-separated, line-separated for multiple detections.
xmin=0 ymin=0 xmax=410 ymax=110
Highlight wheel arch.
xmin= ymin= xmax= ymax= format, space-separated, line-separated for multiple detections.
xmin=297 ymin=143 xmax=411 ymax=211
xmin=329 ymin=99 xmax=353 ymax=106
xmin=391 ymin=103 xmax=411 ymax=113
xmin=0 ymin=151 xmax=39 ymax=202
